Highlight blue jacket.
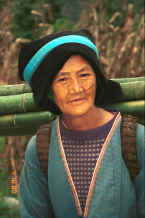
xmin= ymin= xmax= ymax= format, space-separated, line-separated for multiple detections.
xmin=18 ymin=115 xmax=145 ymax=218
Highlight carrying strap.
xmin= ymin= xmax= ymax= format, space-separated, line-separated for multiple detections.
xmin=120 ymin=113 xmax=140 ymax=181
xmin=36 ymin=114 xmax=140 ymax=181
xmin=36 ymin=123 xmax=51 ymax=178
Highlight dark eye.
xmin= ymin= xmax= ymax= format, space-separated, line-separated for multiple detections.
xmin=58 ymin=77 xmax=68 ymax=82
xmin=80 ymin=73 xmax=90 ymax=77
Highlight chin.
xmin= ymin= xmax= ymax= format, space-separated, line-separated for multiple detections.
xmin=62 ymin=103 xmax=93 ymax=117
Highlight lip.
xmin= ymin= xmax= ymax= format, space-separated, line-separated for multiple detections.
xmin=69 ymin=98 xmax=86 ymax=103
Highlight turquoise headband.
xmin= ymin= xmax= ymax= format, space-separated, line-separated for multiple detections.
xmin=23 ymin=35 xmax=99 ymax=84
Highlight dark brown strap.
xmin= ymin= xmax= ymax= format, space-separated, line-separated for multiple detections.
xmin=36 ymin=123 xmax=57 ymax=218
xmin=120 ymin=113 xmax=140 ymax=181
xmin=36 ymin=123 xmax=51 ymax=178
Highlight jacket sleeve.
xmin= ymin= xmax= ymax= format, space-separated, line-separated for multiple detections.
xmin=134 ymin=124 xmax=145 ymax=217
xmin=18 ymin=135 xmax=55 ymax=218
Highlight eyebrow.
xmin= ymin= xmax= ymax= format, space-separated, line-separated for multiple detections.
xmin=57 ymin=66 xmax=91 ymax=77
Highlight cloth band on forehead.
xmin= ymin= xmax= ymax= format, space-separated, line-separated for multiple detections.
xmin=23 ymin=35 xmax=99 ymax=84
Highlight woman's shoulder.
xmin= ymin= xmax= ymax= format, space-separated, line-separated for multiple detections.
xmin=25 ymin=135 xmax=37 ymax=154
xmin=137 ymin=123 xmax=144 ymax=132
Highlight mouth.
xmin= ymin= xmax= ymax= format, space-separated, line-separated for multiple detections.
xmin=69 ymin=98 xmax=86 ymax=103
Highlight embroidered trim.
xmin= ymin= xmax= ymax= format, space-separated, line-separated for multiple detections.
xmin=56 ymin=113 xmax=121 ymax=218
xmin=56 ymin=117 xmax=82 ymax=216
xmin=84 ymin=112 xmax=121 ymax=217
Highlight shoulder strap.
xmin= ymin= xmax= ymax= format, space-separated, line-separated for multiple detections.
xmin=36 ymin=123 xmax=51 ymax=179
xmin=36 ymin=124 xmax=57 ymax=218
xmin=120 ymin=113 xmax=140 ymax=181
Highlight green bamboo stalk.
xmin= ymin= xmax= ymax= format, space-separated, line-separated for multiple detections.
xmin=0 ymin=81 xmax=144 ymax=115
xmin=0 ymin=111 xmax=55 ymax=128
xmin=119 ymin=81 xmax=145 ymax=101
xmin=112 ymin=77 xmax=145 ymax=83
xmin=0 ymin=93 xmax=38 ymax=115
xmin=0 ymin=83 xmax=31 ymax=96
xmin=0 ymin=100 xmax=144 ymax=129
xmin=0 ymin=77 xmax=144 ymax=96
xmin=107 ymin=100 xmax=145 ymax=115
xmin=0 ymin=114 xmax=144 ymax=136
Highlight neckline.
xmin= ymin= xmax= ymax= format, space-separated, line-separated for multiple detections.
xmin=59 ymin=111 xmax=118 ymax=138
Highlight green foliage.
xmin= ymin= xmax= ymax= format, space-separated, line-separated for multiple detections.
xmin=0 ymin=169 xmax=6 ymax=195
xmin=0 ymin=168 xmax=8 ymax=196
xmin=133 ymin=0 xmax=144 ymax=13
xmin=102 ymin=0 xmax=143 ymax=27
xmin=11 ymin=0 xmax=144 ymax=39
xmin=53 ymin=18 xmax=74 ymax=32
xmin=0 ymin=198 xmax=20 ymax=218
xmin=103 ymin=0 xmax=144 ymax=16
xmin=103 ymin=0 xmax=126 ymax=26
xmin=133 ymin=15 xmax=142 ymax=30
xmin=105 ymin=0 xmax=123 ymax=15
xmin=0 ymin=137 xmax=5 ymax=152
xmin=0 ymin=0 xmax=6 ymax=11
xmin=12 ymin=0 xmax=37 ymax=39
xmin=51 ymin=0 xmax=81 ymax=23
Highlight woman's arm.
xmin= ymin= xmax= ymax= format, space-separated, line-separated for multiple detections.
xmin=18 ymin=135 xmax=55 ymax=218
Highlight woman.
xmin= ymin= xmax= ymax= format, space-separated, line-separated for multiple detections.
xmin=18 ymin=29 xmax=145 ymax=218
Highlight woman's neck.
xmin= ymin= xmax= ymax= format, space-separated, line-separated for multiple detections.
xmin=62 ymin=107 xmax=114 ymax=131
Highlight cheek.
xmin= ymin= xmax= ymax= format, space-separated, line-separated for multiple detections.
xmin=85 ymin=80 xmax=96 ymax=100
xmin=53 ymin=88 xmax=67 ymax=108
xmin=86 ymin=76 xmax=96 ymax=91
xmin=84 ymin=79 xmax=95 ymax=89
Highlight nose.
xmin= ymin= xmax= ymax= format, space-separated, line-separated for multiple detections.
xmin=68 ymin=78 xmax=83 ymax=93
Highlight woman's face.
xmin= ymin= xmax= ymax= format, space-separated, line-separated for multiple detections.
xmin=52 ymin=55 xmax=96 ymax=117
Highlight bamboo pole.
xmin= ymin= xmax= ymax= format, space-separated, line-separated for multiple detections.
xmin=0 ymin=111 xmax=55 ymax=128
xmin=0 ymin=100 xmax=144 ymax=130
xmin=113 ymin=77 xmax=145 ymax=83
xmin=119 ymin=81 xmax=145 ymax=101
xmin=107 ymin=100 xmax=145 ymax=115
xmin=0 ymin=93 xmax=38 ymax=115
xmin=0 ymin=115 xmax=144 ymax=136
xmin=0 ymin=77 xmax=144 ymax=96
xmin=0 ymin=81 xmax=144 ymax=115
xmin=0 ymin=78 xmax=144 ymax=135
xmin=0 ymin=83 xmax=31 ymax=96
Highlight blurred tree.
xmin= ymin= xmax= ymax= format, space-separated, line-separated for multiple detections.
xmin=12 ymin=0 xmax=37 ymax=39
xmin=100 ymin=0 xmax=144 ymax=26
xmin=11 ymin=0 xmax=97 ymax=38
xmin=0 ymin=0 xmax=6 ymax=11
xmin=129 ymin=0 xmax=144 ymax=13
xmin=11 ymin=0 xmax=144 ymax=39
xmin=40 ymin=0 xmax=96 ymax=33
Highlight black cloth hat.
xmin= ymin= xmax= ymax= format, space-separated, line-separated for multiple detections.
xmin=18 ymin=29 xmax=123 ymax=115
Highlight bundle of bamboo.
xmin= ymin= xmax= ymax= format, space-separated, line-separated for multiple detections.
xmin=0 ymin=77 xmax=144 ymax=136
